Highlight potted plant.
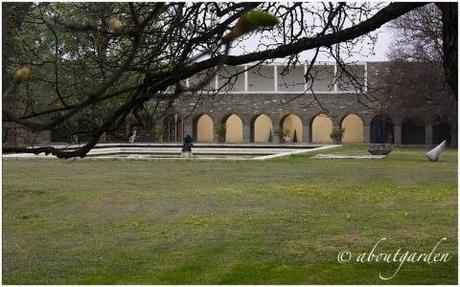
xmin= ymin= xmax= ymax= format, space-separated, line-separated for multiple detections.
xmin=275 ymin=128 xmax=289 ymax=143
xmin=330 ymin=128 xmax=345 ymax=144
xmin=216 ymin=124 xmax=226 ymax=142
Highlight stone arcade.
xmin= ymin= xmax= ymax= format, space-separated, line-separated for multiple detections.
xmin=138 ymin=62 xmax=453 ymax=145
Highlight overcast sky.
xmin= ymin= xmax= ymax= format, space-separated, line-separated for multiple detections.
xmin=366 ymin=25 xmax=393 ymax=61
xmin=233 ymin=21 xmax=394 ymax=63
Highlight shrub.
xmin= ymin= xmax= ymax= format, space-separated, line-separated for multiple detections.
xmin=275 ymin=128 xmax=289 ymax=142
xmin=330 ymin=128 xmax=345 ymax=144
xmin=216 ymin=125 xmax=226 ymax=142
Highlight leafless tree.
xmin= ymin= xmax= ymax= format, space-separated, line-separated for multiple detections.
xmin=388 ymin=3 xmax=443 ymax=62
xmin=384 ymin=3 xmax=457 ymax=145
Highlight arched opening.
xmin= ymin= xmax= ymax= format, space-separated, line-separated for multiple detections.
xmin=194 ymin=114 xmax=214 ymax=143
xmin=311 ymin=114 xmax=333 ymax=144
xmin=77 ymin=118 xmax=93 ymax=143
xmin=51 ymin=117 xmax=76 ymax=143
xmin=370 ymin=115 xmax=394 ymax=143
xmin=224 ymin=114 xmax=243 ymax=143
xmin=252 ymin=114 xmax=273 ymax=143
xmin=432 ymin=118 xmax=451 ymax=145
xmin=104 ymin=122 xmax=127 ymax=142
xmin=401 ymin=118 xmax=425 ymax=144
xmin=281 ymin=113 xmax=303 ymax=142
xmin=163 ymin=114 xmax=183 ymax=142
xmin=341 ymin=114 xmax=364 ymax=143
xmin=51 ymin=123 xmax=73 ymax=143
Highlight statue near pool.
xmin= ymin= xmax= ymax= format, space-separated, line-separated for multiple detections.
xmin=182 ymin=134 xmax=194 ymax=158
xmin=368 ymin=118 xmax=393 ymax=155
xmin=129 ymin=129 xmax=137 ymax=143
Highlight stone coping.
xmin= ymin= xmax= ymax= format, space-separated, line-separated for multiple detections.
xmin=3 ymin=145 xmax=342 ymax=161
xmin=252 ymin=145 xmax=341 ymax=160
xmin=312 ymin=154 xmax=387 ymax=159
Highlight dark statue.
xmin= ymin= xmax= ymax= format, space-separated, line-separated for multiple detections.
xmin=374 ymin=117 xmax=386 ymax=143
xmin=369 ymin=117 xmax=392 ymax=155
xmin=181 ymin=134 xmax=194 ymax=158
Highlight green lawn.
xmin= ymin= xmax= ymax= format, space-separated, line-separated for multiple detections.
xmin=2 ymin=146 xmax=458 ymax=284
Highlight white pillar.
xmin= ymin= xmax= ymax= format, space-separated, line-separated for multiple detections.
xmin=244 ymin=65 xmax=248 ymax=92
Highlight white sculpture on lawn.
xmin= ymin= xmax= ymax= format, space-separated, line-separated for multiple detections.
xmin=426 ymin=140 xmax=447 ymax=162
xmin=129 ymin=129 xmax=137 ymax=143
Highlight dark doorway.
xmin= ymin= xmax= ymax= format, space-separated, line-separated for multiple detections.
xmin=401 ymin=118 xmax=425 ymax=144
xmin=370 ymin=115 xmax=394 ymax=143
xmin=51 ymin=125 xmax=72 ymax=143
xmin=433 ymin=120 xmax=451 ymax=145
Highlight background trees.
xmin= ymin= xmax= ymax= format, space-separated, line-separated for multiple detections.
xmin=2 ymin=2 xmax=456 ymax=158
xmin=389 ymin=3 xmax=443 ymax=62
xmin=385 ymin=3 xmax=457 ymax=145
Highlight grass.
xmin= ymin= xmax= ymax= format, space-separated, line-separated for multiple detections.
xmin=2 ymin=145 xmax=458 ymax=284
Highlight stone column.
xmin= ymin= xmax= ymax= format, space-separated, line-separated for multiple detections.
xmin=363 ymin=124 xmax=370 ymax=143
xmin=394 ymin=124 xmax=402 ymax=145
xmin=425 ymin=123 xmax=433 ymax=145
xmin=125 ymin=124 xmax=131 ymax=140
xmin=302 ymin=123 xmax=310 ymax=143
xmin=242 ymin=121 xmax=251 ymax=143
xmin=272 ymin=114 xmax=281 ymax=144
xmin=450 ymin=120 xmax=458 ymax=147
xmin=183 ymin=118 xmax=193 ymax=141
xmin=209 ymin=114 xmax=217 ymax=144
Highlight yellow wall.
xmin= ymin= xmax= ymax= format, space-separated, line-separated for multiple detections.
xmin=312 ymin=114 xmax=333 ymax=143
xmin=283 ymin=114 xmax=303 ymax=142
xmin=342 ymin=114 xmax=364 ymax=143
xmin=254 ymin=114 xmax=273 ymax=143
xmin=225 ymin=114 xmax=243 ymax=143
xmin=196 ymin=114 xmax=214 ymax=142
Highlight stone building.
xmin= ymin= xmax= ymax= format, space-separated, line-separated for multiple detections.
xmin=3 ymin=61 xmax=455 ymax=147
xmin=152 ymin=61 xmax=454 ymax=145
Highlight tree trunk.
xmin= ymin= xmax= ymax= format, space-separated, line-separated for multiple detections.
xmin=2 ymin=2 xmax=33 ymax=88
xmin=437 ymin=3 xmax=458 ymax=99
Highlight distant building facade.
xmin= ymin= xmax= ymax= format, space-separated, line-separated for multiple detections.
xmin=149 ymin=61 xmax=454 ymax=145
